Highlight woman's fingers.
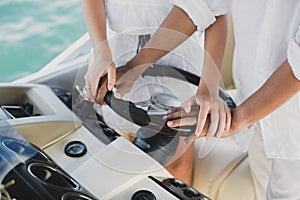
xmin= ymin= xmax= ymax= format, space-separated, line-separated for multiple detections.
xmin=202 ymin=117 xmax=209 ymax=137
xmin=195 ymin=105 xmax=209 ymax=137
xmin=182 ymin=97 xmax=196 ymax=113
xmin=84 ymin=79 xmax=93 ymax=101
xmin=166 ymin=96 xmax=232 ymax=140
xmin=84 ymin=70 xmax=104 ymax=101
xmin=206 ymin=105 xmax=219 ymax=138
xmin=91 ymin=79 xmax=99 ymax=100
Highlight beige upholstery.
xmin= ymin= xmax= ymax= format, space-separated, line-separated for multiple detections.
xmin=193 ymin=139 xmax=254 ymax=200
xmin=192 ymin=15 xmax=255 ymax=200
xmin=217 ymin=158 xmax=255 ymax=200
xmin=221 ymin=14 xmax=235 ymax=89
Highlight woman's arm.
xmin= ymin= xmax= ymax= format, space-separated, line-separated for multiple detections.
xmin=191 ymin=14 xmax=230 ymax=138
xmin=82 ymin=0 xmax=107 ymax=47
xmin=96 ymin=5 xmax=199 ymax=102
xmin=124 ymin=6 xmax=197 ymax=72
xmin=112 ymin=6 xmax=230 ymax=138
xmin=164 ymin=15 xmax=230 ymax=138
xmin=82 ymin=0 xmax=116 ymax=101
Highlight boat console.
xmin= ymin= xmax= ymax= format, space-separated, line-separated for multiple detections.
xmin=0 ymin=120 xmax=96 ymax=199
xmin=0 ymin=83 xmax=211 ymax=199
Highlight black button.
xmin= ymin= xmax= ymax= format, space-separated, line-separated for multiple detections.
xmin=131 ymin=190 xmax=156 ymax=200
xmin=65 ymin=141 xmax=87 ymax=157
xmin=182 ymin=187 xmax=201 ymax=198
xmin=169 ymin=178 xmax=187 ymax=187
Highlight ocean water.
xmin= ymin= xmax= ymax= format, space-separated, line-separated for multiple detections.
xmin=0 ymin=0 xmax=86 ymax=82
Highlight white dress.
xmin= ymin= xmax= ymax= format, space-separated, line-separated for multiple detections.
xmin=104 ymin=0 xmax=218 ymax=75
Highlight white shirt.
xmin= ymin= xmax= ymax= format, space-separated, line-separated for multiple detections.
xmin=175 ymin=0 xmax=300 ymax=159
xmin=104 ymin=0 xmax=220 ymax=75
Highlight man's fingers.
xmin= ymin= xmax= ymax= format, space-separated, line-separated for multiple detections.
xmin=164 ymin=110 xmax=182 ymax=120
xmin=114 ymin=82 xmax=132 ymax=99
xmin=165 ymin=109 xmax=198 ymax=120
xmin=167 ymin=107 xmax=181 ymax=114
xmin=107 ymin=64 xmax=116 ymax=91
xmin=167 ymin=117 xmax=197 ymax=127
xmin=215 ymin=107 xmax=226 ymax=138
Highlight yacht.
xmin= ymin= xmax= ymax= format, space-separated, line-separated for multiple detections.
xmin=0 ymin=27 xmax=254 ymax=199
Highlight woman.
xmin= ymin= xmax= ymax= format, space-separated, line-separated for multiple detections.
xmin=82 ymin=0 xmax=230 ymax=184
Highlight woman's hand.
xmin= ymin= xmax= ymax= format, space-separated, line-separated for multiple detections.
xmin=84 ymin=45 xmax=116 ymax=101
xmin=167 ymin=90 xmax=231 ymax=138
xmin=95 ymin=65 xmax=143 ymax=106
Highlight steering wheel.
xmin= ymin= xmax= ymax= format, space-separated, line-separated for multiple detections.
xmin=103 ymin=64 xmax=236 ymax=165
xmin=104 ymin=64 xmax=236 ymax=137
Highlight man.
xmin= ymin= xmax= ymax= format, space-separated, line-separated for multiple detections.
xmin=164 ymin=1 xmax=300 ymax=199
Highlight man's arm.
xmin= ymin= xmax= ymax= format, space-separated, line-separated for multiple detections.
xmin=225 ymin=60 xmax=300 ymax=137
xmin=227 ymin=2 xmax=300 ymax=137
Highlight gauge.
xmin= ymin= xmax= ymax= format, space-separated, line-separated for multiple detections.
xmin=131 ymin=190 xmax=156 ymax=200
xmin=64 ymin=141 xmax=87 ymax=158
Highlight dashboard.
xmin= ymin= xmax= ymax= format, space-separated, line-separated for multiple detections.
xmin=0 ymin=83 xmax=210 ymax=200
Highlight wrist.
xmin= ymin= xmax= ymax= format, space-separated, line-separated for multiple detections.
xmin=197 ymin=80 xmax=219 ymax=97
xmin=232 ymin=106 xmax=251 ymax=131
xmin=92 ymin=40 xmax=111 ymax=55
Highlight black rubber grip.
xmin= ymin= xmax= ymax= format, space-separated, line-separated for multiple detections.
xmin=104 ymin=91 xmax=151 ymax=127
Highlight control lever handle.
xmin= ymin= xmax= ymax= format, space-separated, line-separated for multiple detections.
xmin=104 ymin=91 xmax=151 ymax=127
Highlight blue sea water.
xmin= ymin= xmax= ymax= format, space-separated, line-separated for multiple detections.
xmin=0 ymin=0 xmax=86 ymax=82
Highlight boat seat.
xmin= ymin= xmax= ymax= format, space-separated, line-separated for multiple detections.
xmin=193 ymin=138 xmax=255 ymax=200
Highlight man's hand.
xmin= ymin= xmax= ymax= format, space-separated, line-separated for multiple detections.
xmin=165 ymin=106 xmax=210 ymax=138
